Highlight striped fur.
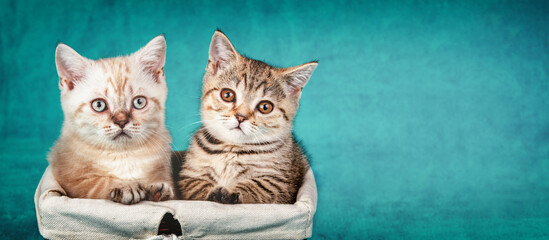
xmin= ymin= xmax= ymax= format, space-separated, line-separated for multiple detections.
xmin=48 ymin=35 xmax=174 ymax=204
xmin=178 ymin=31 xmax=317 ymax=204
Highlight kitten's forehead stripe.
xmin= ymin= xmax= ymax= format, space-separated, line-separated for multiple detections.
xmin=120 ymin=76 xmax=128 ymax=98
xmin=98 ymin=58 xmax=131 ymax=98
xmin=264 ymin=82 xmax=286 ymax=100
xmin=235 ymin=77 xmax=240 ymax=88
xmin=222 ymin=57 xmax=288 ymax=100
xmin=106 ymin=76 xmax=115 ymax=92
xmin=255 ymin=80 xmax=267 ymax=91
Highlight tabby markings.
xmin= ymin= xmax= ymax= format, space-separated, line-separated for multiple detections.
xmin=195 ymin=128 xmax=283 ymax=155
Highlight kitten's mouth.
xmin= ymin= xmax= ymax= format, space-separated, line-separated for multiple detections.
xmin=113 ymin=131 xmax=131 ymax=140
xmin=231 ymin=126 xmax=247 ymax=135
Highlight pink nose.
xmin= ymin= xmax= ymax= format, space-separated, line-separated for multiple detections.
xmin=235 ymin=113 xmax=247 ymax=123
xmin=114 ymin=119 xmax=128 ymax=129
xmin=112 ymin=112 xmax=129 ymax=128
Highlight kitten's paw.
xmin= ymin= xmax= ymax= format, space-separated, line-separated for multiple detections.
xmin=207 ymin=187 xmax=241 ymax=204
xmin=146 ymin=182 xmax=174 ymax=201
xmin=110 ymin=183 xmax=146 ymax=205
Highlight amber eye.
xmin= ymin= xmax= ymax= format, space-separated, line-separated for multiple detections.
xmin=91 ymin=98 xmax=108 ymax=112
xmin=257 ymin=101 xmax=274 ymax=114
xmin=220 ymin=88 xmax=236 ymax=102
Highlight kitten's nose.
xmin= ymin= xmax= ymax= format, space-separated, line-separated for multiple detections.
xmin=235 ymin=113 xmax=247 ymax=123
xmin=113 ymin=111 xmax=129 ymax=129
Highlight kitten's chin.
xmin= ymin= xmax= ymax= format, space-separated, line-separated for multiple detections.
xmin=203 ymin=124 xmax=242 ymax=144
xmin=105 ymin=136 xmax=133 ymax=148
xmin=204 ymin=124 xmax=283 ymax=145
xmin=112 ymin=132 xmax=131 ymax=140
xmin=227 ymin=127 xmax=249 ymax=140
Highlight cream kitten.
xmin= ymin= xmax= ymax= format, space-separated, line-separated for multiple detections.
xmin=178 ymin=31 xmax=317 ymax=204
xmin=48 ymin=35 xmax=174 ymax=204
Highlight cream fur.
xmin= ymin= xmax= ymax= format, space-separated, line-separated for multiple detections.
xmin=49 ymin=35 xmax=174 ymax=205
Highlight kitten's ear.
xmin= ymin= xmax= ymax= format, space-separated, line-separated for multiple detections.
xmin=135 ymin=35 xmax=166 ymax=81
xmin=208 ymin=30 xmax=238 ymax=75
xmin=283 ymin=61 xmax=318 ymax=95
xmin=55 ymin=43 xmax=89 ymax=91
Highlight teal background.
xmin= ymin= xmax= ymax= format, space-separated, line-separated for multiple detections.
xmin=1 ymin=0 xmax=548 ymax=239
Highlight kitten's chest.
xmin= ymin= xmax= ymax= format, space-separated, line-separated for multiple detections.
xmin=95 ymin=153 xmax=154 ymax=180
xmin=197 ymin=152 xmax=279 ymax=186
xmin=208 ymin=152 xmax=242 ymax=174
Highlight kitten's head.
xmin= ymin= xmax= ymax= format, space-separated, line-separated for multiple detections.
xmin=55 ymin=35 xmax=170 ymax=149
xmin=201 ymin=30 xmax=317 ymax=144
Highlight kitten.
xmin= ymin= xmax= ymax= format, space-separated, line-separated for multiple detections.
xmin=48 ymin=35 xmax=174 ymax=204
xmin=178 ymin=31 xmax=317 ymax=204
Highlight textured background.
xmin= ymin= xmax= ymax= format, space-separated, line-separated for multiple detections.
xmin=1 ymin=0 xmax=549 ymax=239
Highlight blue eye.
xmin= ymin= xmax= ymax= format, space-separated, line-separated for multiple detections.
xmin=91 ymin=99 xmax=108 ymax=112
xmin=133 ymin=96 xmax=147 ymax=109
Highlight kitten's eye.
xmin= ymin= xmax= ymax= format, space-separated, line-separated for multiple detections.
xmin=91 ymin=99 xmax=108 ymax=112
xmin=220 ymin=88 xmax=236 ymax=102
xmin=133 ymin=96 xmax=147 ymax=109
xmin=257 ymin=101 xmax=274 ymax=114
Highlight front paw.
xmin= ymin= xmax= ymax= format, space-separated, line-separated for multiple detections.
xmin=110 ymin=183 xmax=146 ymax=205
xmin=147 ymin=182 xmax=174 ymax=201
xmin=207 ymin=187 xmax=241 ymax=204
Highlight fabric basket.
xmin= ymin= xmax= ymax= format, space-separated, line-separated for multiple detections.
xmin=34 ymin=162 xmax=317 ymax=239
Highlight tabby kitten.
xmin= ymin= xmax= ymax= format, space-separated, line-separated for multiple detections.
xmin=178 ymin=31 xmax=317 ymax=204
xmin=48 ymin=35 xmax=174 ymax=204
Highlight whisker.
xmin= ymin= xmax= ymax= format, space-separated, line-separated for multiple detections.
xmin=174 ymin=120 xmax=204 ymax=132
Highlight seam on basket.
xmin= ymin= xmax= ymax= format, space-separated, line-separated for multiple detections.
xmin=41 ymin=226 xmax=141 ymax=238
xmin=39 ymin=209 xmax=168 ymax=238
xmin=193 ymin=230 xmax=303 ymax=240
xmin=37 ymin=187 xmax=64 ymax=233
xmin=39 ymin=196 xmax=171 ymax=239
xmin=40 ymin=211 xmax=169 ymax=239
xmin=301 ymin=201 xmax=313 ymax=237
